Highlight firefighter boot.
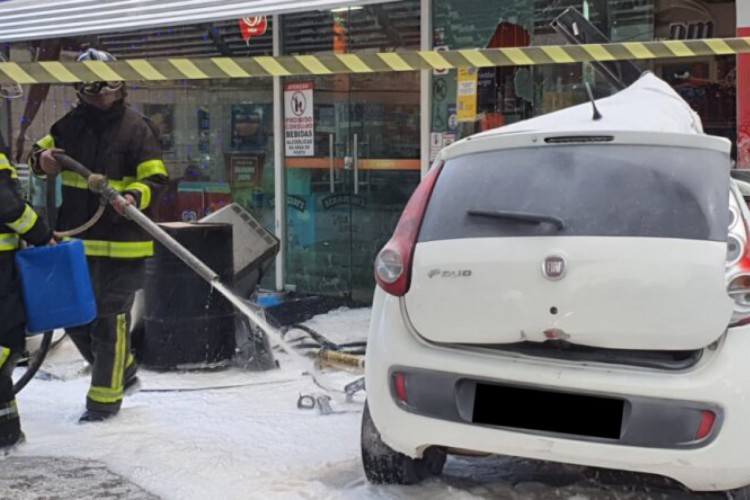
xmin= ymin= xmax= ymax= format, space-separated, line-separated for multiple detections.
xmin=79 ymin=409 xmax=118 ymax=423
xmin=0 ymin=349 xmax=22 ymax=450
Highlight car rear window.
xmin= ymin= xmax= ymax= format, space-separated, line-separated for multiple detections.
xmin=419 ymin=144 xmax=729 ymax=242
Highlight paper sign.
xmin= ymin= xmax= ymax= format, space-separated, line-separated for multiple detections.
xmin=457 ymin=67 xmax=478 ymax=122
xmin=429 ymin=132 xmax=443 ymax=161
xmin=284 ymin=82 xmax=314 ymax=157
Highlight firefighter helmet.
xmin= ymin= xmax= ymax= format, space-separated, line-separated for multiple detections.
xmin=75 ymin=49 xmax=124 ymax=96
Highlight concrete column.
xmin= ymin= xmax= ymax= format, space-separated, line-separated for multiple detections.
xmin=273 ymin=14 xmax=286 ymax=291
xmin=419 ymin=0 xmax=432 ymax=179
xmin=738 ymin=1 xmax=750 ymax=167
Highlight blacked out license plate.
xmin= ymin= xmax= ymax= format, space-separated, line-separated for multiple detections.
xmin=473 ymin=383 xmax=624 ymax=439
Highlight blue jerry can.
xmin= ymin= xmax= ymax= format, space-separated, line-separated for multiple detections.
xmin=15 ymin=240 xmax=97 ymax=335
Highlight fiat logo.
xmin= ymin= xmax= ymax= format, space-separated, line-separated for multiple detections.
xmin=543 ymin=255 xmax=567 ymax=280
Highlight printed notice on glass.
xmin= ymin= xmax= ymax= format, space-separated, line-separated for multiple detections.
xmin=456 ymin=67 xmax=478 ymax=122
xmin=284 ymin=82 xmax=314 ymax=156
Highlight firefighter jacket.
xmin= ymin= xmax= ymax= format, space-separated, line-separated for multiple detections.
xmin=0 ymin=153 xmax=52 ymax=252
xmin=29 ymin=100 xmax=168 ymax=259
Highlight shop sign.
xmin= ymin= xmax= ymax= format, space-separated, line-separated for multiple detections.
xmin=239 ymin=16 xmax=268 ymax=44
xmin=284 ymin=82 xmax=314 ymax=157
xmin=669 ymin=21 xmax=713 ymax=40
xmin=656 ymin=0 xmax=717 ymax=40
xmin=457 ymin=67 xmax=478 ymax=122
xmin=229 ymin=156 xmax=259 ymax=187
xmin=268 ymin=195 xmax=307 ymax=212
xmin=321 ymin=194 xmax=367 ymax=210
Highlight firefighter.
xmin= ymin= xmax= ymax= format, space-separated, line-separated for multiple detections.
xmin=0 ymin=132 xmax=54 ymax=447
xmin=29 ymin=48 xmax=168 ymax=423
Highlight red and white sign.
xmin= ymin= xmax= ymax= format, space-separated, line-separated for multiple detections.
xmin=284 ymin=82 xmax=314 ymax=157
xmin=239 ymin=16 xmax=267 ymax=44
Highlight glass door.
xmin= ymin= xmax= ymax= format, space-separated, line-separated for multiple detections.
xmin=282 ymin=2 xmax=421 ymax=302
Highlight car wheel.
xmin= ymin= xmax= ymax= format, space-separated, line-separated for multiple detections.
xmin=360 ymin=401 xmax=446 ymax=484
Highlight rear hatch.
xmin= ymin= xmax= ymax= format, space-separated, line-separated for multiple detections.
xmin=404 ymin=139 xmax=733 ymax=350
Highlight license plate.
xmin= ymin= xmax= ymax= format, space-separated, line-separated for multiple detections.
xmin=473 ymin=383 xmax=624 ymax=439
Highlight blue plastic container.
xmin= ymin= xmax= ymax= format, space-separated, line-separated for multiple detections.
xmin=15 ymin=240 xmax=97 ymax=335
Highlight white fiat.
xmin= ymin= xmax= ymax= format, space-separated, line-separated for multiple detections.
xmin=362 ymin=72 xmax=750 ymax=495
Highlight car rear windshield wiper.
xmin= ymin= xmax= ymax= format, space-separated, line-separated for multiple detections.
xmin=467 ymin=209 xmax=566 ymax=230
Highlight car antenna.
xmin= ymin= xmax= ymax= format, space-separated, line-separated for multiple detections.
xmin=584 ymin=82 xmax=602 ymax=121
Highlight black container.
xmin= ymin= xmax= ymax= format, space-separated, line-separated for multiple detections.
xmin=142 ymin=222 xmax=236 ymax=369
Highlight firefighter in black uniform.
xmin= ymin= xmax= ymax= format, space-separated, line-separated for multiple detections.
xmin=29 ymin=49 xmax=168 ymax=423
xmin=0 ymin=132 xmax=54 ymax=447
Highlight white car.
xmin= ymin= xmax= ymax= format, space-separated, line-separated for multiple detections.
xmin=362 ymin=72 xmax=750 ymax=495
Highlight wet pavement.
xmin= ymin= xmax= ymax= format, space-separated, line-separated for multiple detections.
xmin=0 ymin=453 xmax=736 ymax=499
xmin=437 ymin=455 xmax=731 ymax=499
xmin=0 ymin=457 xmax=158 ymax=499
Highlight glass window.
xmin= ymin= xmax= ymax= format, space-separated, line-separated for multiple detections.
xmin=421 ymin=144 xmax=729 ymax=242
xmin=281 ymin=2 xmax=422 ymax=301
xmin=7 ymin=18 xmax=277 ymax=286
xmin=431 ymin=0 xmax=736 ymax=156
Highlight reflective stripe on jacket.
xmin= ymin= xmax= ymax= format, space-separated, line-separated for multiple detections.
xmin=0 ymin=153 xmax=51 ymax=252
xmin=29 ymin=101 xmax=167 ymax=259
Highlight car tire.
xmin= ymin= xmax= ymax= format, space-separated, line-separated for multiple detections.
xmin=360 ymin=401 xmax=446 ymax=484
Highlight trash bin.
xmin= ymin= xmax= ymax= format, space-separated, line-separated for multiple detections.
xmin=141 ymin=222 xmax=236 ymax=369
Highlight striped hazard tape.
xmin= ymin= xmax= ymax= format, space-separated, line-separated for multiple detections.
xmin=1 ymin=37 xmax=749 ymax=84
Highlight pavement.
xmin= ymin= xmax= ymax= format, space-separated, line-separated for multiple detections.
xmin=0 ymin=456 xmax=158 ymax=499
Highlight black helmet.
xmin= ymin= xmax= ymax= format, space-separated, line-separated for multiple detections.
xmin=75 ymin=48 xmax=124 ymax=96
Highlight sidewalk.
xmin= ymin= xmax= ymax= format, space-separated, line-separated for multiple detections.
xmin=0 ymin=456 xmax=157 ymax=499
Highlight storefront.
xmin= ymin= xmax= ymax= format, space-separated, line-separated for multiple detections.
xmin=0 ymin=0 xmax=743 ymax=303
xmin=429 ymin=0 xmax=737 ymax=154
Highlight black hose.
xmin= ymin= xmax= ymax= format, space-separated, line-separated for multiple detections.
xmin=284 ymin=323 xmax=367 ymax=354
xmin=13 ymin=330 xmax=52 ymax=394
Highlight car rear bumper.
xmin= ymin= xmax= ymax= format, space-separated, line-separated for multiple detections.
xmin=365 ymin=289 xmax=750 ymax=492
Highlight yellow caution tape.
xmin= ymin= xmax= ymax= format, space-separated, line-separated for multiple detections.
xmin=1 ymin=37 xmax=749 ymax=84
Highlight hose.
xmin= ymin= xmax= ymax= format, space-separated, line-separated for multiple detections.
xmin=54 ymin=202 xmax=106 ymax=238
xmin=13 ymin=331 xmax=52 ymax=394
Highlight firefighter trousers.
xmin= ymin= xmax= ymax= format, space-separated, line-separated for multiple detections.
xmin=67 ymin=257 xmax=144 ymax=415
xmin=0 ymin=252 xmax=24 ymax=445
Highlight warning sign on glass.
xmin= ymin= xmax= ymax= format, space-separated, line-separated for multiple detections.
xmin=284 ymin=82 xmax=314 ymax=157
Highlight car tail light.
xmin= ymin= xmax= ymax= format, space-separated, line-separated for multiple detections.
xmin=374 ymin=162 xmax=444 ymax=296
xmin=695 ymin=410 xmax=716 ymax=440
xmin=727 ymin=197 xmax=750 ymax=326
xmin=393 ymin=372 xmax=408 ymax=403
